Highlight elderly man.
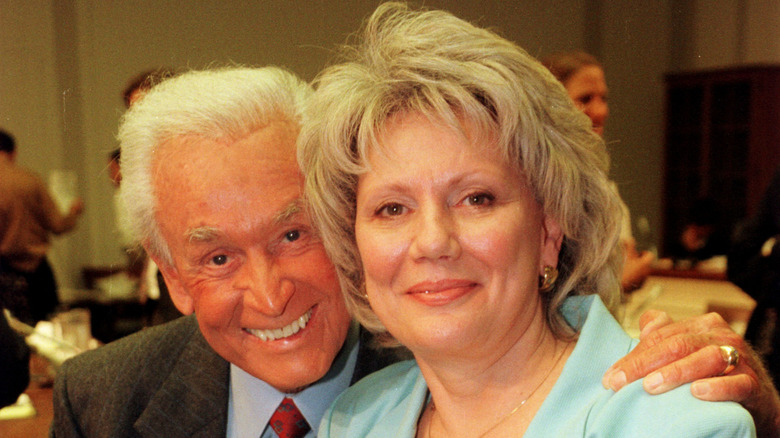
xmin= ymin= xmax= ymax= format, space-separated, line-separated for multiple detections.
xmin=50 ymin=67 xmax=777 ymax=437
xmin=50 ymin=67 xmax=390 ymax=437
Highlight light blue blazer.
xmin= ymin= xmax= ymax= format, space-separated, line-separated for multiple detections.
xmin=319 ymin=295 xmax=755 ymax=437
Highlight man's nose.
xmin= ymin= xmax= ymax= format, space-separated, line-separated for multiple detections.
xmin=236 ymin=255 xmax=294 ymax=316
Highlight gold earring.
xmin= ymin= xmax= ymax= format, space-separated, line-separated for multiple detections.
xmin=539 ymin=265 xmax=559 ymax=292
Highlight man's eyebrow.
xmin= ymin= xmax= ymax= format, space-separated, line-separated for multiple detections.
xmin=183 ymin=201 xmax=305 ymax=243
xmin=273 ymin=199 xmax=305 ymax=226
xmin=186 ymin=226 xmax=222 ymax=243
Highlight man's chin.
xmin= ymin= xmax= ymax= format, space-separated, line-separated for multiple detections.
xmin=250 ymin=370 xmax=327 ymax=394
xmin=248 ymin=360 xmax=332 ymax=393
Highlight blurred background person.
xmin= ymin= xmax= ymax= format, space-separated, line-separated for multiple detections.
xmin=0 ymin=309 xmax=29 ymax=408
xmin=672 ymin=197 xmax=730 ymax=265
xmin=0 ymin=129 xmax=83 ymax=324
xmin=113 ymin=68 xmax=181 ymax=327
xmin=729 ymin=165 xmax=780 ymax=389
xmin=122 ymin=68 xmax=175 ymax=109
xmin=544 ymin=51 xmax=654 ymax=293
xmin=107 ymin=147 xmax=142 ymax=275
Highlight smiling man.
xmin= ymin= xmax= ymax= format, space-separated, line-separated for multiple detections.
xmin=49 ymin=67 xmax=394 ymax=438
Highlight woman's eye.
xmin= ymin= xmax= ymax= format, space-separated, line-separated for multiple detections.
xmin=578 ymin=95 xmax=594 ymax=105
xmin=211 ymin=254 xmax=228 ymax=265
xmin=464 ymin=193 xmax=494 ymax=206
xmin=377 ymin=203 xmax=405 ymax=217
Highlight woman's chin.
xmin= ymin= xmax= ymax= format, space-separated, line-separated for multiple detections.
xmin=396 ymin=324 xmax=478 ymax=357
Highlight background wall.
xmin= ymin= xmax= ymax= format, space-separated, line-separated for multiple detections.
xmin=1 ymin=0 xmax=778 ymax=288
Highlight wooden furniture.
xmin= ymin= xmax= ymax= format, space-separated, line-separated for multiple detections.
xmin=649 ymin=266 xmax=726 ymax=281
xmin=621 ymin=275 xmax=756 ymax=338
xmin=662 ymin=65 xmax=780 ymax=255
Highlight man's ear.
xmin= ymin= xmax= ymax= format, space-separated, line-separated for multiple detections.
xmin=146 ymin=248 xmax=194 ymax=315
xmin=540 ymin=214 xmax=564 ymax=271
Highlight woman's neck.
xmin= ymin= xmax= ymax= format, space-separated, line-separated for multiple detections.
xmin=415 ymin=319 xmax=575 ymax=438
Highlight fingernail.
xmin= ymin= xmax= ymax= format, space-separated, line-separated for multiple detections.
xmin=607 ymin=370 xmax=627 ymax=391
xmin=644 ymin=371 xmax=663 ymax=392
xmin=691 ymin=381 xmax=709 ymax=397
xmin=602 ymin=369 xmax=614 ymax=388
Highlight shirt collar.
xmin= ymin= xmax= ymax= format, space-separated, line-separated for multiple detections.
xmin=227 ymin=321 xmax=360 ymax=438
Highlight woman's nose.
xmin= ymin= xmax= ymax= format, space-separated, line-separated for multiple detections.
xmin=409 ymin=206 xmax=461 ymax=261
xmin=586 ymin=97 xmax=609 ymax=125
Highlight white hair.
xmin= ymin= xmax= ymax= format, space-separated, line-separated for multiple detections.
xmin=118 ymin=66 xmax=311 ymax=264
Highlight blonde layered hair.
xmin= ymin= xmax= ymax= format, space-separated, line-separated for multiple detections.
xmin=299 ymin=3 xmax=623 ymax=343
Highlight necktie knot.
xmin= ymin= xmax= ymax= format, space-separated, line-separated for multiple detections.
xmin=269 ymin=397 xmax=310 ymax=438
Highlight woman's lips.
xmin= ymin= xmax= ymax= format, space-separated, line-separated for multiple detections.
xmin=406 ymin=280 xmax=478 ymax=306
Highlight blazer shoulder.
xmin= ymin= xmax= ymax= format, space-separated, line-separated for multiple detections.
xmin=52 ymin=315 xmax=225 ymax=437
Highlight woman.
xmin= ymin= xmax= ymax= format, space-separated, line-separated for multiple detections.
xmin=299 ymin=3 xmax=754 ymax=437
xmin=544 ymin=51 xmax=654 ymax=293
xmin=543 ymin=51 xmax=609 ymax=136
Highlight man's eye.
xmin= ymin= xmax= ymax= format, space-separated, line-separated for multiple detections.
xmin=211 ymin=255 xmax=228 ymax=265
xmin=377 ymin=203 xmax=405 ymax=216
xmin=284 ymin=230 xmax=300 ymax=242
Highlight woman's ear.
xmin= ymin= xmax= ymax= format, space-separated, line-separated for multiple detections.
xmin=540 ymin=214 xmax=564 ymax=271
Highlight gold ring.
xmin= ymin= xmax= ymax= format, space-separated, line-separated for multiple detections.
xmin=719 ymin=345 xmax=739 ymax=375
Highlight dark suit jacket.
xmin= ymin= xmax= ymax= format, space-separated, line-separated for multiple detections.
xmin=50 ymin=315 xmax=397 ymax=437
xmin=728 ymin=165 xmax=780 ymax=385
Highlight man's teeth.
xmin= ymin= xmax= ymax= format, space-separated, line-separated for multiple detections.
xmin=247 ymin=310 xmax=312 ymax=342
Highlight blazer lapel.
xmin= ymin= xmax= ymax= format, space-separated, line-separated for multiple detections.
xmin=134 ymin=324 xmax=230 ymax=437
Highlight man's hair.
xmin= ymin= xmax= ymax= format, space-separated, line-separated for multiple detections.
xmin=118 ymin=66 xmax=311 ymax=265
xmin=541 ymin=51 xmax=602 ymax=85
xmin=299 ymin=2 xmax=623 ymax=343
xmin=0 ymin=130 xmax=15 ymax=154
xmin=122 ymin=68 xmax=177 ymax=108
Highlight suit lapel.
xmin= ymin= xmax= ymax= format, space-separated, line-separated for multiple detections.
xmin=134 ymin=322 xmax=230 ymax=437
xmin=351 ymin=327 xmax=406 ymax=385
xmin=130 ymin=324 xmax=399 ymax=436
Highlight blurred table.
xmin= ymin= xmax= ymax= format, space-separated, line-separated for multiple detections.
xmin=621 ymin=274 xmax=756 ymax=338
xmin=61 ymin=267 xmax=147 ymax=343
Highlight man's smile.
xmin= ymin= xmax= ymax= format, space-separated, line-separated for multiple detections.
xmin=244 ymin=309 xmax=312 ymax=341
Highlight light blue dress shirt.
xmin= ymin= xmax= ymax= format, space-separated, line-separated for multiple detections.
xmin=319 ymin=296 xmax=756 ymax=437
xmin=227 ymin=321 xmax=360 ymax=438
